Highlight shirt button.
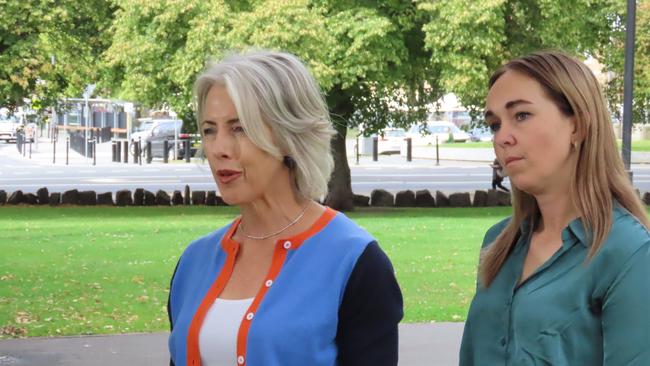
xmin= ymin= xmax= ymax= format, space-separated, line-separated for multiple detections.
xmin=265 ymin=279 xmax=273 ymax=287
xmin=237 ymin=355 xmax=245 ymax=364
xmin=283 ymin=241 xmax=292 ymax=249
xmin=500 ymin=337 xmax=506 ymax=346
xmin=245 ymin=312 xmax=254 ymax=321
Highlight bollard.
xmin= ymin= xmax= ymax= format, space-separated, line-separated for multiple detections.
xmin=112 ymin=141 xmax=116 ymax=162
xmin=138 ymin=138 xmax=142 ymax=165
xmin=66 ymin=137 xmax=70 ymax=165
xmin=123 ymin=141 xmax=128 ymax=164
xmin=29 ymin=138 xmax=32 ymax=159
xmin=146 ymin=141 xmax=152 ymax=164
xmin=435 ymin=135 xmax=440 ymax=166
xmin=116 ymin=140 xmax=121 ymax=163
xmin=355 ymin=135 xmax=359 ymax=165
xmin=137 ymin=137 xmax=142 ymax=165
xmin=93 ymin=140 xmax=96 ymax=166
xmin=22 ymin=134 xmax=26 ymax=157
xmin=184 ymin=139 xmax=190 ymax=163
xmin=163 ymin=140 xmax=169 ymax=163
xmin=406 ymin=137 xmax=412 ymax=162
xmin=372 ymin=136 xmax=378 ymax=162
xmin=53 ymin=137 xmax=56 ymax=164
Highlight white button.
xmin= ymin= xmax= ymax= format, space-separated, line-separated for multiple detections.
xmin=237 ymin=355 xmax=245 ymax=364
xmin=283 ymin=241 xmax=292 ymax=249
xmin=265 ymin=279 xmax=273 ymax=287
xmin=246 ymin=312 xmax=254 ymax=320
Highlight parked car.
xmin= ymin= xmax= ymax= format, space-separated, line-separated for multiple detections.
xmin=130 ymin=119 xmax=190 ymax=159
xmin=468 ymin=126 xmax=493 ymax=142
xmin=0 ymin=116 xmax=21 ymax=142
xmin=407 ymin=121 xmax=470 ymax=145
xmin=378 ymin=128 xmax=406 ymax=154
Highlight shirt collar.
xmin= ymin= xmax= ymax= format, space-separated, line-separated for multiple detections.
xmin=518 ymin=214 xmax=588 ymax=248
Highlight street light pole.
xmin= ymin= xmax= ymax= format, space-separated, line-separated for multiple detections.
xmin=622 ymin=0 xmax=636 ymax=181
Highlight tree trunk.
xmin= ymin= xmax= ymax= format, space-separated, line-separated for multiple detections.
xmin=325 ymin=88 xmax=355 ymax=211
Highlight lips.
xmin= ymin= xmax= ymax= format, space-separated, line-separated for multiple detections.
xmin=504 ymin=157 xmax=523 ymax=166
xmin=216 ymin=169 xmax=242 ymax=184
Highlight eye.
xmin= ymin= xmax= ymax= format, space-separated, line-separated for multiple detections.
xmin=515 ymin=112 xmax=531 ymax=121
xmin=487 ymin=121 xmax=500 ymax=132
xmin=202 ymin=127 xmax=215 ymax=135
xmin=232 ymin=125 xmax=245 ymax=134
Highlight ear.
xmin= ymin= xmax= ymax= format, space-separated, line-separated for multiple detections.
xmin=569 ymin=115 xmax=582 ymax=144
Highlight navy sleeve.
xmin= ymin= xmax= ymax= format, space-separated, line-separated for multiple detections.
xmin=336 ymin=241 xmax=404 ymax=366
xmin=167 ymin=258 xmax=181 ymax=366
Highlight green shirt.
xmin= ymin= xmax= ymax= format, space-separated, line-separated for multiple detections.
xmin=460 ymin=205 xmax=650 ymax=366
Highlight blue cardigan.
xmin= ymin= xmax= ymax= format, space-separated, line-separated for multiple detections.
xmin=168 ymin=208 xmax=403 ymax=366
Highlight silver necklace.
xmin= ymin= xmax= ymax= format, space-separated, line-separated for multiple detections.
xmin=238 ymin=202 xmax=311 ymax=240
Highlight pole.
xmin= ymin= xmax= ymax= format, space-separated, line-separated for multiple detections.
xmin=435 ymin=135 xmax=440 ymax=166
xmin=174 ymin=121 xmax=178 ymax=160
xmin=93 ymin=139 xmax=96 ymax=166
xmin=53 ymin=135 xmax=56 ymax=164
xmin=163 ymin=140 xmax=169 ymax=163
xmin=66 ymin=137 xmax=69 ymax=165
xmin=29 ymin=138 xmax=32 ymax=159
xmin=406 ymin=137 xmax=412 ymax=162
xmin=622 ymin=0 xmax=636 ymax=181
xmin=372 ymin=136 xmax=378 ymax=162
xmin=355 ymin=134 xmax=359 ymax=165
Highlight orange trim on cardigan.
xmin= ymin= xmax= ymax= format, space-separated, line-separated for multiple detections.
xmin=187 ymin=207 xmax=337 ymax=366
xmin=235 ymin=207 xmax=337 ymax=365
xmin=186 ymin=218 xmax=241 ymax=366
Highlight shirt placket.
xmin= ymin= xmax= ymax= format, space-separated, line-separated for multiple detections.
xmin=504 ymin=232 xmax=577 ymax=365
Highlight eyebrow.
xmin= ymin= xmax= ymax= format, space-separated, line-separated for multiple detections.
xmin=200 ymin=118 xmax=240 ymax=126
xmin=484 ymin=99 xmax=533 ymax=119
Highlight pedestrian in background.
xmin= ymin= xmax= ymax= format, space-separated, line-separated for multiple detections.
xmin=460 ymin=51 xmax=650 ymax=365
xmin=490 ymin=158 xmax=509 ymax=192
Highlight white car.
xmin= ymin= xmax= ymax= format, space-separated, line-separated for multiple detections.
xmin=377 ymin=128 xmax=406 ymax=154
xmin=0 ymin=116 xmax=21 ymax=142
xmin=407 ymin=121 xmax=470 ymax=145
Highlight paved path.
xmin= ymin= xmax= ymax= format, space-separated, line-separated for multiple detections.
xmin=0 ymin=323 xmax=463 ymax=366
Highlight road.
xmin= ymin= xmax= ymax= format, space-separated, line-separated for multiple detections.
xmin=4 ymin=138 xmax=650 ymax=196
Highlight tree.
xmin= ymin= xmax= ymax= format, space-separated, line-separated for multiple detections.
xmin=0 ymin=0 xmax=114 ymax=111
xmin=104 ymin=0 xmax=638 ymax=210
xmin=420 ymin=0 xmax=617 ymax=115
xmin=599 ymin=0 xmax=650 ymax=124
xmin=104 ymin=0 xmax=439 ymax=210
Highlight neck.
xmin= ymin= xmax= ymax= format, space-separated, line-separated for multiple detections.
xmin=534 ymin=190 xmax=579 ymax=234
xmin=238 ymin=193 xmax=310 ymax=240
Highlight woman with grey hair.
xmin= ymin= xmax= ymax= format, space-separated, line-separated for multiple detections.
xmin=167 ymin=50 xmax=403 ymax=366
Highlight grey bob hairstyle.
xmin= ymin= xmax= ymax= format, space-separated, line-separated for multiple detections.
xmin=195 ymin=50 xmax=335 ymax=200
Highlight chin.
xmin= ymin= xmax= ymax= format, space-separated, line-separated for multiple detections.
xmin=508 ymin=176 xmax=534 ymax=194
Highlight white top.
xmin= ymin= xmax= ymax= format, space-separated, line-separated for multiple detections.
xmin=199 ymin=297 xmax=254 ymax=366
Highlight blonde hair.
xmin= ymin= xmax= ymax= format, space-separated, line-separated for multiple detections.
xmin=195 ymin=50 xmax=335 ymax=200
xmin=480 ymin=50 xmax=649 ymax=287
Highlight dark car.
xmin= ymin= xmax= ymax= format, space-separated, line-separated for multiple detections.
xmin=130 ymin=119 xmax=191 ymax=159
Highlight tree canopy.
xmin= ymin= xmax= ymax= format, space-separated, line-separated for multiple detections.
xmin=2 ymin=0 xmax=649 ymax=208
xmin=0 ymin=0 xmax=114 ymax=111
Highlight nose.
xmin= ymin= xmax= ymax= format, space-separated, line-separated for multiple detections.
xmin=494 ymin=121 xmax=515 ymax=148
xmin=208 ymin=131 xmax=235 ymax=160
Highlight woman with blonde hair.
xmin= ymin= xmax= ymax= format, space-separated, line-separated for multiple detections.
xmin=167 ymin=50 xmax=402 ymax=366
xmin=460 ymin=50 xmax=650 ymax=365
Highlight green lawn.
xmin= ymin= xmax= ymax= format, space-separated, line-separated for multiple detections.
xmin=0 ymin=206 xmax=510 ymax=338
xmin=617 ymin=139 xmax=650 ymax=152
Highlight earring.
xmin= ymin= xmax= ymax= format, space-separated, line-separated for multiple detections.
xmin=283 ymin=156 xmax=297 ymax=169
xmin=572 ymin=141 xmax=579 ymax=151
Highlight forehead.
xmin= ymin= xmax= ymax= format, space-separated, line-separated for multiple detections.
xmin=203 ymin=85 xmax=238 ymax=118
xmin=486 ymin=70 xmax=547 ymax=109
